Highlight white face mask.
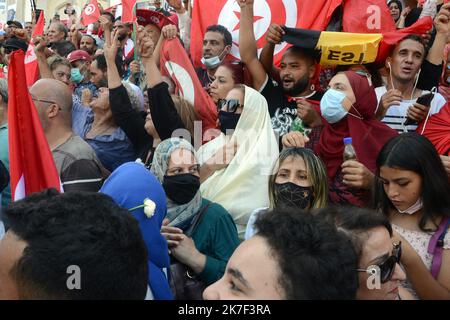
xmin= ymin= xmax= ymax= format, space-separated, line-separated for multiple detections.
xmin=396 ymin=198 xmax=423 ymax=215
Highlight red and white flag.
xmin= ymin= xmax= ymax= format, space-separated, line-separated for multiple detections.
xmin=25 ymin=11 xmax=45 ymax=87
xmin=122 ymin=0 xmax=137 ymax=23
xmin=8 ymin=50 xmax=62 ymax=201
xmin=190 ymin=0 xmax=343 ymax=68
xmin=160 ymin=38 xmax=219 ymax=142
xmin=343 ymin=0 xmax=396 ymax=34
xmin=81 ymin=0 xmax=101 ymax=26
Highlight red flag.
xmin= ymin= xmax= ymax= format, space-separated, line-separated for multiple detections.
xmin=8 ymin=50 xmax=62 ymax=201
xmin=343 ymin=0 xmax=396 ymax=34
xmin=160 ymin=39 xmax=219 ymax=143
xmin=417 ymin=102 xmax=450 ymax=155
xmin=81 ymin=0 xmax=101 ymax=26
xmin=376 ymin=17 xmax=433 ymax=64
xmin=25 ymin=11 xmax=45 ymax=87
xmin=190 ymin=0 xmax=343 ymax=68
xmin=122 ymin=0 xmax=137 ymax=23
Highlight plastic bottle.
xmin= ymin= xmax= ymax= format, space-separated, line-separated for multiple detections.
xmin=343 ymin=137 xmax=357 ymax=161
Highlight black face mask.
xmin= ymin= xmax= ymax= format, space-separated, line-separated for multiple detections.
xmin=274 ymin=182 xmax=314 ymax=209
xmin=163 ymin=174 xmax=200 ymax=205
xmin=219 ymin=110 xmax=240 ymax=135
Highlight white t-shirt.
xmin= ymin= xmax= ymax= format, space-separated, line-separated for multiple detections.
xmin=375 ymin=86 xmax=446 ymax=133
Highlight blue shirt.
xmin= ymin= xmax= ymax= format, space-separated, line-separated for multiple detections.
xmin=73 ymin=81 xmax=98 ymax=101
xmin=72 ymin=97 xmax=136 ymax=172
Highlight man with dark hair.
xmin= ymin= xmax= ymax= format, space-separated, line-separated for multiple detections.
xmin=90 ymin=53 xmax=124 ymax=88
xmin=203 ymin=208 xmax=358 ymax=299
xmin=375 ymin=4 xmax=450 ymax=134
xmin=196 ymin=24 xmax=233 ymax=90
xmin=238 ymin=1 xmax=323 ymax=138
xmin=0 ymin=189 xmax=148 ymax=299
xmin=50 ymin=40 xmax=76 ymax=58
xmin=79 ymin=35 xmax=97 ymax=56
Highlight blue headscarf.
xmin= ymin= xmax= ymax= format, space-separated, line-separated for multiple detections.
xmin=100 ymin=162 xmax=173 ymax=300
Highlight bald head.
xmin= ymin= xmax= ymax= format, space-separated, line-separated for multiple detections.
xmin=30 ymin=79 xmax=72 ymax=128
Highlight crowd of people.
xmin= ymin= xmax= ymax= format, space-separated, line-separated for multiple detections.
xmin=0 ymin=0 xmax=449 ymax=300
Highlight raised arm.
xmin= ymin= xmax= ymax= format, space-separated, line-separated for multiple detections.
xmin=104 ymin=29 xmax=152 ymax=152
xmin=237 ymin=0 xmax=268 ymax=90
xmin=426 ymin=3 xmax=450 ymax=66
xmin=137 ymin=27 xmax=185 ymax=140
xmin=33 ymin=36 xmax=53 ymax=80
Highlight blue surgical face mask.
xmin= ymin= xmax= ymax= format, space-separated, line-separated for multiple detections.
xmin=71 ymin=68 xmax=84 ymax=84
xmin=201 ymin=47 xmax=227 ymax=69
xmin=320 ymin=89 xmax=349 ymax=124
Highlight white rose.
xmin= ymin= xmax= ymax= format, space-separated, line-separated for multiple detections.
xmin=143 ymin=198 xmax=156 ymax=218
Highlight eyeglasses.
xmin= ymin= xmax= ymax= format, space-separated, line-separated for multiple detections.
xmin=218 ymin=99 xmax=243 ymax=113
xmin=356 ymin=242 xmax=402 ymax=283
xmin=31 ymin=97 xmax=62 ymax=110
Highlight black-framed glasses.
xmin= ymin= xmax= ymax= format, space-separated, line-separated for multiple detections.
xmin=356 ymin=242 xmax=402 ymax=283
xmin=218 ymin=99 xmax=243 ymax=113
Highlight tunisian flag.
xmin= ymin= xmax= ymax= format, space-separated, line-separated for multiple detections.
xmin=25 ymin=11 xmax=44 ymax=87
xmin=160 ymin=39 xmax=219 ymax=143
xmin=81 ymin=0 xmax=101 ymax=26
xmin=122 ymin=0 xmax=137 ymax=23
xmin=8 ymin=50 xmax=62 ymax=201
xmin=190 ymin=0 xmax=343 ymax=68
xmin=343 ymin=0 xmax=396 ymax=34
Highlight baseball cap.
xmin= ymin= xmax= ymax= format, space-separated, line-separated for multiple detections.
xmin=7 ymin=21 xmax=23 ymax=29
xmin=67 ymin=50 xmax=92 ymax=63
xmin=136 ymin=9 xmax=176 ymax=30
xmin=2 ymin=36 xmax=28 ymax=53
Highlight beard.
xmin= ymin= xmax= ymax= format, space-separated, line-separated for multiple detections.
xmin=283 ymin=74 xmax=310 ymax=96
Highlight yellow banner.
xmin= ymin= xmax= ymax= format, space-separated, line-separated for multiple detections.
xmin=316 ymin=32 xmax=383 ymax=66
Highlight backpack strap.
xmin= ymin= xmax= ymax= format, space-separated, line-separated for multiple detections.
xmin=428 ymin=217 xmax=450 ymax=279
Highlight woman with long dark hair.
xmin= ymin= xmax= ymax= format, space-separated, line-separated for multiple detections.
xmin=373 ymin=133 xmax=450 ymax=299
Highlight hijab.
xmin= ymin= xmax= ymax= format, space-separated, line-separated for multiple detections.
xmin=150 ymin=138 xmax=203 ymax=230
xmin=100 ymin=162 xmax=173 ymax=300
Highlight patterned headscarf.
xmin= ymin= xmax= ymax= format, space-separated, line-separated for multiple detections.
xmin=150 ymin=138 xmax=202 ymax=230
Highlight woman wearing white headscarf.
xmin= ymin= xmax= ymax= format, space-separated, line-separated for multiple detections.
xmin=150 ymin=137 xmax=239 ymax=287
xmin=198 ymin=85 xmax=279 ymax=239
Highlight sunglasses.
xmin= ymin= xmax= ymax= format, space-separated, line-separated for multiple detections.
xmin=218 ymin=99 xmax=243 ymax=113
xmin=356 ymin=241 xmax=402 ymax=283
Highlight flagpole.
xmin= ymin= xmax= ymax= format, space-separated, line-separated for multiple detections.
xmin=133 ymin=5 xmax=137 ymax=61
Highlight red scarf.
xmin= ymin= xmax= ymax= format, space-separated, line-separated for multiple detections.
xmin=315 ymin=71 xmax=398 ymax=179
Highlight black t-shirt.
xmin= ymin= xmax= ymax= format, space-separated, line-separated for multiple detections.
xmin=196 ymin=68 xmax=212 ymax=91
xmin=261 ymin=76 xmax=323 ymax=137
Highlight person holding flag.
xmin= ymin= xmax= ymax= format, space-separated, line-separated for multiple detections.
xmin=237 ymin=0 xmax=323 ymax=139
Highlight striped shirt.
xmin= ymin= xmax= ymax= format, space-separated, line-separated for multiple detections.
xmin=375 ymin=86 xmax=446 ymax=133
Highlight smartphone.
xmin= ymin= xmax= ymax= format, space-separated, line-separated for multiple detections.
xmin=404 ymin=92 xmax=435 ymax=126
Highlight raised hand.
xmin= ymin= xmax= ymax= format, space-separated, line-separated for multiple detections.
xmin=265 ymin=24 xmax=285 ymax=45
xmin=103 ymin=29 xmax=120 ymax=62
xmin=136 ymin=26 xmax=155 ymax=62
